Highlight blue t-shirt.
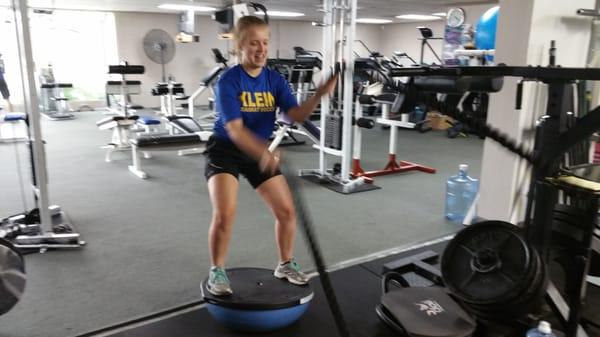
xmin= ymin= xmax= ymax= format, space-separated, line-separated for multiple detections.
xmin=213 ymin=64 xmax=298 ymax=142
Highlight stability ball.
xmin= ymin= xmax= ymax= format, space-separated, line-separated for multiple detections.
xmin=475 ymin=6 xmax=499 ymax=51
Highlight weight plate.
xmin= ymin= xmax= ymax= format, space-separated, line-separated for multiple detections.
xmin=442 ymin=221 xmax=533 ymax=305
xmin=488 ymin=246 xmax=547 ymax=319
xmin=0 ymin=238 xmax=26 ymax=316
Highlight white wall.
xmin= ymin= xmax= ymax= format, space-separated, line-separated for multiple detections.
xmin=378 ymin=4 xmax=499 ymax=65
xmin=114 ymin=13 xmax=382 ymax=108
xmin=114 ymin=13 xmax=229 ymax=109
xmin=379 ymin=20 xmax=444 ymax=65
xmin=269 ymin=20 xmax=322 ymax=59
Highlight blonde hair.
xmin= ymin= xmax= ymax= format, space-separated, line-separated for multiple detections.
xmin=234 ymin=16 xmax=269 ymax=54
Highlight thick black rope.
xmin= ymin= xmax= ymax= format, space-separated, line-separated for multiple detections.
xmin=281 ymin=163 xmax=351 ymax=337
xmin=445 ymin=107 xmax=540 ymax=166
xmin=446 ymin=104 xmax=600 ymax=172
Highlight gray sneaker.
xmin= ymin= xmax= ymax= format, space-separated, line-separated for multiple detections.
xmin=274 ymin=258 xmax=309 ymax=285
xmin=207 ymin=267 xmax=233 ymax=296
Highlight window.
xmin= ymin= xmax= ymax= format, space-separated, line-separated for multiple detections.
xmin=0 ymin=7 xmax=23 ymax=105
xmin=29 ymin=10 xmax=118 ymax=102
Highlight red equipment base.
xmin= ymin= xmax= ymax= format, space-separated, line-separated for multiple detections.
xmin=351 ymin=154 xmax=436 ymax=179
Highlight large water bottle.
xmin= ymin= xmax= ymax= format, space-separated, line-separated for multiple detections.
xmin=445 ymin=164 xmax=479 ymax=223
xmin=410 ymin=105 xmax=425 ymax=123
xmin=526 ymin=321 xmax=556 ymax=337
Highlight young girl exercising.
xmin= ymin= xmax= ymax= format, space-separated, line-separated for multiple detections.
xmin=205 ymin=16 xmax=337 ymax=295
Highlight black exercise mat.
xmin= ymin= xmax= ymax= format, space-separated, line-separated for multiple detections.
xmin=301 ymin=175 xmax=381 ymax=194
xmin=78 ymin=236 xmax=600 ymax=337
xmin=97 ymin=265 xmax=398 ymax=337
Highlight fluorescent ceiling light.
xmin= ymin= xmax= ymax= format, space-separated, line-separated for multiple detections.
xmin=356 ymin=18 xmax=392 ymax=24
xmin=396 ymin=14 xmax=442 ymax=21
xmin=255 ymin=10 xmax=305 ymax=17
xmin=158 ymin=4 xmax=216 ymax=11
xmin=432 ymin=12 xmax=447 ymax=17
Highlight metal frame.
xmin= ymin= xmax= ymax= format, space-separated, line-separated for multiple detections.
xmin=4 ymin=0 xmax=84 ymax=251
xmin=38 ymin=83 xmax=75 ymax=120
xmin=99 ymin=66 xmax=148 ymax=162
xmin=105 ymin=80 xmax=141 ymax=116
xmin=97 ymin=117 xmax=138 ymax=162
xmin=351 ymin=97 xmax=435 ymax=179
xmin=187 ymin=82 xmax=215 ymax=120
xmin=388 ymin=64 xmax=600 ymax=337
xmin=299 ymin=0 xmax=367 ymax=194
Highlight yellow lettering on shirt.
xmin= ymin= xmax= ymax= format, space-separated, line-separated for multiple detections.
xmin=246 ymin=92 xmax=256 ymax=107
xmin=255 ymin=92 xmax=264 ymax=107
xmin=239 ymin=91 xmax=276 ymax=112
xmin=266 ymin=92 xmax=275 ymax=107
xmin=239 ymin=92 xmax=247 ymax=107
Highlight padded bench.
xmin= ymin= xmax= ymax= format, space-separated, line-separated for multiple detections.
xmin=3 ymin=112 xmax=27 ymax=122
xmin=137 ymin=115 xmax=161 ymax=126
xmin=301 ymin=120 xmax=320 ymax=142
xmin=270 ymin=116 xmax=320 ymax=150
xmin=106 ymin=80 xmax=142 ymax=95
xmin=135 ymin=115 xmax=162 ymax=133
xmin=0 ymin=112 xmax=28 ymax=142
xmin=128 ymin=133 xmax=207 ymax=179
xmin=40 ymin=83 xmax=73 ymax=89
xmin=96 ymin=115 xmax=139 ymax=130
xmin=166 ymin=115 xmax=204 ymax=133
xmin=152 ymin=83 xmax=185 ymax=96
xmin=131 ymin=133 xmax=203 ymax=149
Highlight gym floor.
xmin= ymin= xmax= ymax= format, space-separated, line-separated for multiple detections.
xmin=0 ymin=109 xmax=483 ymax=337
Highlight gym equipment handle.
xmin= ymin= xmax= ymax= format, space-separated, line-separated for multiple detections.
xmin=355 ymin=118 xmax=375 ymax=129
xmin=109 ymin=65 xmax=145 ymax=75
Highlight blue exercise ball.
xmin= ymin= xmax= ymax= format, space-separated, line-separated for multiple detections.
xmin=475 ymin=6 xmax=499 ymax=50
xmin=202 ymin=268 xmax=314 ymax=332
xmin=206 ymin=302 xmax=311 ymax=332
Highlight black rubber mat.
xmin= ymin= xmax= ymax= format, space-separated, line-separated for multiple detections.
xmin=97 ymin=265 xmax=398 ymax=337
xmin=78 ymin=236 xmax=600 ymax=337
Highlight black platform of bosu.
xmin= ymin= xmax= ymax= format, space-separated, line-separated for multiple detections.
xmin=200 ymin=268 xmax=314 ymax=332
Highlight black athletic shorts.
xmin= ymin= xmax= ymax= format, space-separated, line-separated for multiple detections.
xmin=0 ymin=78 xmax=9 ymax=100
xmin=204 ymin=135 xmax=281 ymax=189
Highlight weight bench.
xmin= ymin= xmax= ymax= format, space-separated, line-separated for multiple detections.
xmin=135 ymin=115 xmax=162 ymax=133
xmin=128 ymin=133 xmax=207 ymax=179
xmin=96 ymin=115 xmax=139 ymax=162
xmin=269 ymin=116 xmax=321 ymax=151
xmin=164 ymin=115 xmax=213 ymax=155
xmin=166 ymin=115 xmax=203 ymax=133
xmin=0 ymin=112 xmax=28 ymax=143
